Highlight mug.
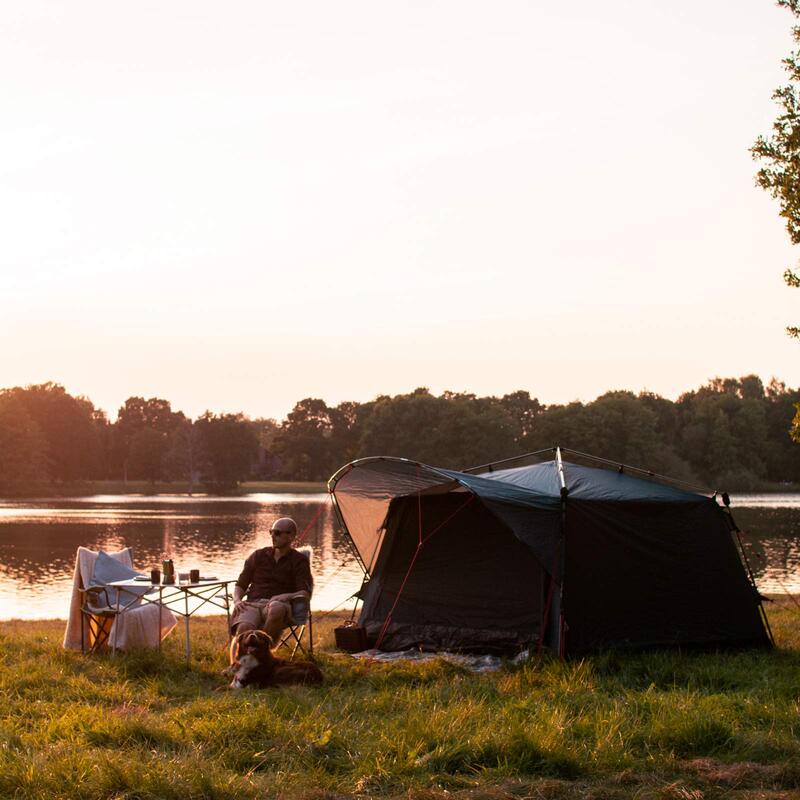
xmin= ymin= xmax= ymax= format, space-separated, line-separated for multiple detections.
xmin=190 ymin=569 xmax=200 ymax=583
xmin=150 ymin=569 xmax=161 ymax=584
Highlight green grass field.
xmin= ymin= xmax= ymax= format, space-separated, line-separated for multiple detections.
xmin=1 ymin=600 xmax=799 ymax=800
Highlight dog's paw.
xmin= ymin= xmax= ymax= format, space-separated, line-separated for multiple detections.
xmin=221 ymin=663 xmax=237 ymax=677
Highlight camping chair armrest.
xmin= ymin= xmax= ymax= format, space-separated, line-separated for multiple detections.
xmin=81 ymin=585 xmax=114 ymax=613
xmin=290 ymin=597 xmax=310 ymax=625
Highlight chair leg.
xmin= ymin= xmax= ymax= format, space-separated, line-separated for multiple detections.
xmin=82 ymin=613 xmax=113 ymax=654
xmin=290 ymin=625 xmax=305 ymax=658
xmin=276 ymin=624 xmax=309 ymax=659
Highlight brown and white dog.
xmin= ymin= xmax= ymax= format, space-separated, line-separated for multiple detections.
xmin=227 ymin=629 xmax=323 ymax=689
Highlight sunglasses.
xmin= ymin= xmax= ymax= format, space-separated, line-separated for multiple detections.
xmin=270 ymin=529 xmax=292 ymax=535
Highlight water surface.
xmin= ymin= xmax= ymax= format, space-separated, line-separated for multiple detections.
xmin=0 ymin=493 xmax=797 ymax=620
xmin=0 ymin=494 xmax=363 ymax=620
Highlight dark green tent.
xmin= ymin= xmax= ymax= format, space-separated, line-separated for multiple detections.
xmin=328 ymin=448 xmax=772 ymax=656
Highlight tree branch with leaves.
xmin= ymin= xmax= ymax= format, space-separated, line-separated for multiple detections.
xmin=752 ymin=0 xmax=800 ymax=337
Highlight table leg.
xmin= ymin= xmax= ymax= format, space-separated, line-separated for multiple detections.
xmin=224 ymin=584 xmax=231 ymax=632
xmin=184 ymin=590 xmax=191 ymax=666
xmin=112 ymin=594 xmax=120 ymax=656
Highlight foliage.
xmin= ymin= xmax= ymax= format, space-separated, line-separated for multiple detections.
xmin=0 ymin=393 xmax=48 ymax=492
xmin=271 ymin=398 xmax=367 ymax=481
xmin=113 ymin=396 xmax=186 ymax=482
xmin=358 ymin=388 xmax=518 ymax=472
xmin=0 ymin=375 xmax=798 ymax=494
xmin=194 ymin=412 xmax=260 ymax=490
xmin=0 ymin=383 xmax=106 ymax=488
xmin=1 ymin=603 xmax=799 ymax=799
xmin=752 ymin=0 xmax=800 ymax=340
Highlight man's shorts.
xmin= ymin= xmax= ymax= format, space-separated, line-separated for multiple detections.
xmin=230 ymin=598 xmax=291 ymax=634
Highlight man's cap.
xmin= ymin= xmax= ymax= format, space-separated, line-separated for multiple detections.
xmin=270 ymin=517 xmax=298 ymax=535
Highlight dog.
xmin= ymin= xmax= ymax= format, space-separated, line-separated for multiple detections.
xmin=227 ymin=629 xmax=323 ymax=689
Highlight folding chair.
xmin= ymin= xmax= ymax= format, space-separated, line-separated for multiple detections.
xmin=71 ymin=547 xmax=142 ymax=654
xmin=63 ymin=546 xmax=176 ymax=654
xmin=80 ymin=585 xmax=128 ymax=654
xmin=276 ymin=597 xmax=314 ymax=658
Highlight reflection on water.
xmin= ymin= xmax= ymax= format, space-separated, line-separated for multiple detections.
xmin=0 ymin=494 xmax=364 ymax=620
xmin=0 ymin=493 xmax=798 ymax=621
xmin=730 ymin=499 xmax=800 ymax=595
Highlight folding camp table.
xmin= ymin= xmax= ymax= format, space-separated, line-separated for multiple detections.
xmin=109 ymin=577 xmax=234 ymax=665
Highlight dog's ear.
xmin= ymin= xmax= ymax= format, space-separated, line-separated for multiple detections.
xmin=262 ymin=632 xmax=274 ymax=648
xmin=229 ymin=634 xmax=241 ymax=663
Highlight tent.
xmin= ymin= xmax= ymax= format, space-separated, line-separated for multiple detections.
xmin=328 ymin=448 xmax=772 ymax=656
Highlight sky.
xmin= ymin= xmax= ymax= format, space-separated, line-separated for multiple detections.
xmin=2 ymin=0 xmax=799 ymax=422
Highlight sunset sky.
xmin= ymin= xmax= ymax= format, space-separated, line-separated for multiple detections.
xmin=2 ymin=1 xmax=799 ymax=421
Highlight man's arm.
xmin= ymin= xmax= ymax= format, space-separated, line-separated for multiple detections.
xmin=268 ymin=590 xmax=310 ymax=603
xmin=233 ymin=552 xmax=256 ymax=612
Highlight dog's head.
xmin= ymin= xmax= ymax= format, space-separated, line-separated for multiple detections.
xmin=232 ymin=629 xmax=274 ymax=662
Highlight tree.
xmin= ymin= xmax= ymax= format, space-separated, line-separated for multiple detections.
xmin=764 ymin=379 xmax=800 ymax=480
xmin=752 ymin=0 xmax=800 ymax=337
xmin=498 ymin=390 xmax=543 ymax=447
xmin=163 ymin=418 xmax=205 ymax=488
xmin=271 ymin=398 xmax=338 ymax=481
xmin=677 ymin=377 xmax=770 ymax=487
xmin=358 ymin=388 xmax=517 ymax=470
xmin=4 ymin=383 xmax=104 ymax=481
xmin=0 ymin=392 xmax=48 ymax=492
xmin=113 ymin=397 xmax=185 ymax=482
xmin=194 ymin=412 xmax=259 ymax=490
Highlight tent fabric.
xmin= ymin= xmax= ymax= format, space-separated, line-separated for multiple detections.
xmin=358 ymin=494 xmax=544 ymax=652
xmin=563 ymin=500 xmax=769 ymax=652
xmin=331 ymin=457 xmax=560 ymax=575
xmin=484 ymin=461 xmax=703 ymax=503
xmin=331 ymin=458 xmax=462 ymax=572
xmin=329 ymin=453 xmax=771 ymax=655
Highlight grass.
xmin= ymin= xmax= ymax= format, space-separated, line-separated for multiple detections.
xmin=1 ymin=600 xmax=799 ymax=799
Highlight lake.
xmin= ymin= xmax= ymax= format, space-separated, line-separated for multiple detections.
xmin=0 ymin=493 xmax=798 ymax=620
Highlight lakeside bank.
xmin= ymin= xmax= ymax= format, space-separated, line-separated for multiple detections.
xmin=0 ymin=479 xmax=328 ymax=498
xmin=4 ymin=477 xmax=800 ymax=500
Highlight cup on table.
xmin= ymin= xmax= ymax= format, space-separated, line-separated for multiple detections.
xmin=178 ymin=572 xmax=189 ymax=585
xmin=190 ymin=569 xmax=200 ymax=583
xmin=150 ymin=568 xmax=161 ymax=584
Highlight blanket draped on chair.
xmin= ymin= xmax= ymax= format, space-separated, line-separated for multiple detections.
xmin=62 ymin=546 xmax=177 ymax=651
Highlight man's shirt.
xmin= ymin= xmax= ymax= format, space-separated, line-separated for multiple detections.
xmin=235 ymin=546 xmax=313 ymax=601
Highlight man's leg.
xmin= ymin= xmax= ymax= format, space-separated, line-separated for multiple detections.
xmin=263 ymin=599 xmax=291 ymax=643
xmin=228 ymin=602 xmax=267 ymax=665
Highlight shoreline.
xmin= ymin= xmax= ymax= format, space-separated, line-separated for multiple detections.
xmin=0 ymin=479 xmax=328 ymax=499
xmin=3 ymin=478 xmax=800 ymax=500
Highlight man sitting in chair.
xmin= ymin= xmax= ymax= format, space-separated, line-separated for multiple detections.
xmin=230 ymin=517 xmax=312 ymax=643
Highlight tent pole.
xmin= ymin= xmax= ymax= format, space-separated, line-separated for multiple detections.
xmin=559 ymin=447 xmax=714 ymax=495
xmin=462 ymin=447 xmax=559 ymax=474
xmin=555 ymin=446 xmax=568 ymax=660
xmin=721 ymin=497 xmax=775 ymax=648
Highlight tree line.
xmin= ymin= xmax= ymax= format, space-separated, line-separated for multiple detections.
xmin=0 ymin=376 xmax=798 ymax=494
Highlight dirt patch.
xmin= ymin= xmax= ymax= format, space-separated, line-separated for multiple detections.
xmin=685 ymin=758 xmax=782 ymax=788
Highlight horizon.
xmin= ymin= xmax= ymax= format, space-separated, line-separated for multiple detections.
xmin=3 ymin=369 xmax=792 ymax=423
xmin=3 ymin=1 xmax=799 ymax=420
